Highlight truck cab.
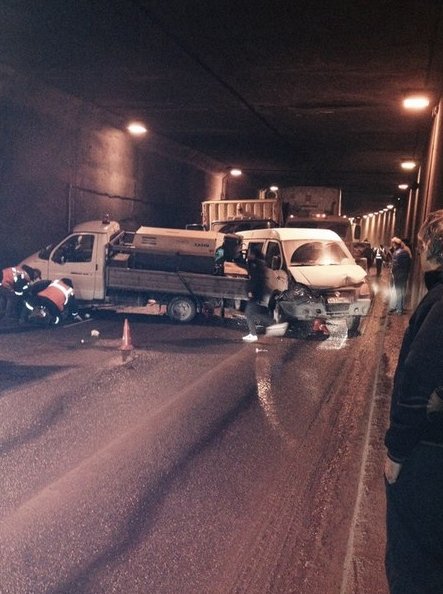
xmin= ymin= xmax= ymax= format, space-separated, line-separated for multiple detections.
xmin=20 ymin=219 xmax=121 ymax=301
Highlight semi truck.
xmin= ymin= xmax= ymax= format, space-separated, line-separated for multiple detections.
xmin=19 ymin=217 xmax=249 ymax=323
xmin=281 ymin=186 xmax=358 ymax=251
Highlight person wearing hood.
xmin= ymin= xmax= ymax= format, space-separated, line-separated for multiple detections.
xmin=384 ymin=210 xmax=443 ymax=593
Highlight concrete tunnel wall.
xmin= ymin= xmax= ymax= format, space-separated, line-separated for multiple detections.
xmin=0 ymin=67 xmax=220 ymax=268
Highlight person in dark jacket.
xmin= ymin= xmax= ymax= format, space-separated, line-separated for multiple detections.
xmin=389 ymin=237 xmax=412 ymax=314
xmin=0 ymin=265 xmax=41 ymax=319
xmin=384 ymin=209 xmax=443 ymax=593
xmin=373 ymin=244 xmax=386 ymax=277
xmin=242 ymin=246 xmax=287 ymax=342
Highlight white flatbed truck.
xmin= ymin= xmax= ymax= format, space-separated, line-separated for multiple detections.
xmin=20 ymin=218 xmax=248 ymax=323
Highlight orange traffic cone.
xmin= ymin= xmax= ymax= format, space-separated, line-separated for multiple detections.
xmin=120 ymin=318 xmax=134 ymax=351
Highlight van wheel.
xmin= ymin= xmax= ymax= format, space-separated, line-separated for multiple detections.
xmin=346 ymin=315 xmax=360 ymax=337
xmin=269 ymin=293 xmax=284 ymax=321
xmin=167 ymin=296 xmax=196 ymax=323
xmin=272 ymin=302 xmax=287 ymax=324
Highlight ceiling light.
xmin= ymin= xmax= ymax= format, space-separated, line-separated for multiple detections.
xmin=398 ymin=184 xmax=409 ymax=190
xmin=403 ymin=95 xmax=430 ymax=110
xmin=269 ymin=185 xmax=279 ymax=191
xmin=401 ymin=160 xmax=417 ymax=170
xmin=230 ymin=168 xmax=242 ymax=177
xmin=127 ymin=122 xmax=148 ymax=136
xmin=387 ymin=204 xmax=394 ymax=209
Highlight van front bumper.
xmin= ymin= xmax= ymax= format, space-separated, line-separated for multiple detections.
xmin=278 ymin=296 xmax=371 ymax=321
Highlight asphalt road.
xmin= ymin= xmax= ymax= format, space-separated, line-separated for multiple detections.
xmin=0 ymin=294 xmax=390 ymax=594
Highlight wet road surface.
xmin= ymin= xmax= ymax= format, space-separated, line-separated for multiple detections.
xmin=0 ymin=287 xmax=392 ymax=593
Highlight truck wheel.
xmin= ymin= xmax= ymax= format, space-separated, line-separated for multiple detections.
xmin=346 ymin=315 xmax=361 ymax=337
xmin=167 ymin=296 xmax=196 ymax=323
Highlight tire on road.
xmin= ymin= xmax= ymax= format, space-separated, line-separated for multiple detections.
xmin=167 ymin=295 xmax=197 ymax=323
xmin=269 ymin=292 xmax=286 ymax=323
xmin=272 ymin=301 xmax=288 ymax=324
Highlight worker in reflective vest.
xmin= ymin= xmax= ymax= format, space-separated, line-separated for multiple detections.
xmin=25 ymin=278 xmax=81 ymax=325
xmin=0 ymin=265 xmax=41 ymax=319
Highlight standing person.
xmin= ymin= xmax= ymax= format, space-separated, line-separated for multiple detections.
xmin=374 ymin=244 xmax=386 ymax=277
xmin=363 ymin=242 xmax=374 ymax=270
xmin=384 ymin=209 xmax=443 ymax=594
xmin=242 ymin=246 xmax=287 ymax=342
xmin=401 ymin=238 xmax=413 ymax=259
xmin=389 ymin=237 xmax=412 ymax=314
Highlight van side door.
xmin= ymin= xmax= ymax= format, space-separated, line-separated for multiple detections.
xmin=263 ymin=240 xmax=288 ymax=303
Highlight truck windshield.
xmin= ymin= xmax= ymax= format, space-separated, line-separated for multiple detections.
xmin=286 ymin=240 xmax=351 ymax=266
xmin=286 ymin=220 xmax=349 ymax=241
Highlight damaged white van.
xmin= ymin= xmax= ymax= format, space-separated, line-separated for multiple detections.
xmin=238 ymin=227 xmax=372 ymax=336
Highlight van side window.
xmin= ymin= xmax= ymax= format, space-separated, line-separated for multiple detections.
xmin=265 ymin=241 xmax=281 ymax=268
xmin=246 ymin=242 xmax=264 ymax=258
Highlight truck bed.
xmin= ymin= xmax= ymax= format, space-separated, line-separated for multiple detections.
xmin=106 ymin=266 xmax=248 ymax=300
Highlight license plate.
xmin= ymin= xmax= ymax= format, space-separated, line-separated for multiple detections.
xmin=327 ymin=296 xmax=350 ymax=304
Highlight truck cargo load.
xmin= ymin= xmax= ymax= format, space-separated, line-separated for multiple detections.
xmin=133 ymin=226 xmax=225 ymax=274
xmin=201 ymin=199 xmax=281 ymax=233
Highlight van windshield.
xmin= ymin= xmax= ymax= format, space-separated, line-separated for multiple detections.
xmin=285 ymin=240 xmax=351 ymax=266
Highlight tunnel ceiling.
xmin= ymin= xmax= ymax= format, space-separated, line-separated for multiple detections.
xmin=2 ymin=0 xmax=443 ymax=215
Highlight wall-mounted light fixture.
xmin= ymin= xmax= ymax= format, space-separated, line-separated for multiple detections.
xmin=220 ymin=168 xmax=243 ymax=199
xmin=403 ymin=95 xmax=430 ymax=110
xmin=401 ymin=160 xmax=417 ymax=170
xmin=127 ymin=122 xmax=148 ymax=136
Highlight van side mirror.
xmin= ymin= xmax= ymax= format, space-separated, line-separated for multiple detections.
xmin=271 ymin=255 xmax=281 ymax=270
